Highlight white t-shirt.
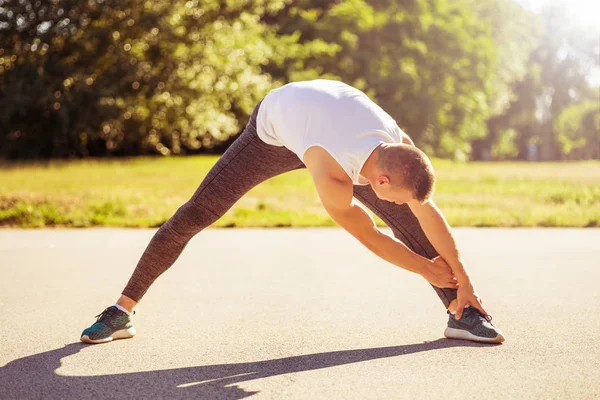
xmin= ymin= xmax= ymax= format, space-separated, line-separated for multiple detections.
xmin=256 ymin=79 xmax=406 ymax=185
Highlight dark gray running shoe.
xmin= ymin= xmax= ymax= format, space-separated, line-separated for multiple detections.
xmin=444 ymin=306 xmax=505 ymax=344
xmin=80 ymin=306 xmax=136 ymax=344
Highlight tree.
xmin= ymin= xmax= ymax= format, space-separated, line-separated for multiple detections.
xmin=554 ymin=98 xmax=600 ymax=159
xmin=267 ymin=0 xmax=497 ymax=160
xmin=482 ymin=1 xmax=600 ymax=160
xmin=0 ymin=0 xmax=328 ymax=159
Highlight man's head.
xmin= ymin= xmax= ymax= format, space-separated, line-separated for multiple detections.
xmin=369 ymin=143 xmax=436 ymax=205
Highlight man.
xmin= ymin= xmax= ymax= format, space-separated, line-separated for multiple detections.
xmin=81 ymin=79 xmax=504 ymax=344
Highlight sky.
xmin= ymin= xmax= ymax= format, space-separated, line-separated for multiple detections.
xmin=516 ymin=0 xmax=600 ymax=27
xmin=516 ymin=0 xmax=600 ymax=84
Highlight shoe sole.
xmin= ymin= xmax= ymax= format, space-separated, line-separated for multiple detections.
xmin=80 ymin=327 xmax=137 ymax=344
xmin=444 ymin=327 xmax=505 ymax=344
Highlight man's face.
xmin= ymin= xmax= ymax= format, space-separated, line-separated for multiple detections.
xmin=370 ymin=176 xmax=415 ymax=205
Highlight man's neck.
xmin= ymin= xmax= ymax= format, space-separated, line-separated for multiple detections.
xmin=360 ymin=144 xmax=384 ymax=184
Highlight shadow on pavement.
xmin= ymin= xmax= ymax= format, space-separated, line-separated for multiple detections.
xmin=0 ymin=339 xmax=491 ymax=399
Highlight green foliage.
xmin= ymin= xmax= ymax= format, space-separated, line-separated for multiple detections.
xmin=1 ymin=157 xmax=598 ymax=227
xmin=0 ymin=0 xmax=596 ymax=161
xmin=0 ymin=200 xmax=68 ymax=227
xmin=554 ymin=100 xmax=600 ymax=157
xmin=483 ymin=2 xmax=600 ymax=160
xmin=466 ymin=0 xmax=540 ymax=117
xmin=0 ymin=0 xmax=312 ymax=158
xmin=270 ymin=0 xmax=497 ymax=160
xmin=491 ymin=128 xmax=518 ymax=160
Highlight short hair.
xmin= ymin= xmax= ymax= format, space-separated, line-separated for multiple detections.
xmin=376 ymin=144 xmax=436 ymax=203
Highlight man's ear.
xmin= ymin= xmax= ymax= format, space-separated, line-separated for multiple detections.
xmin=376 ymin=175 xmax=390 ymax=186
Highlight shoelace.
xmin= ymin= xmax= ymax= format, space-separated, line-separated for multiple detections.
xmin=94 ymin=306 xmax=134 ymax=322
xmin=94 ymin=307 xmax=115 ymax=323
xmin=465 ymin=306 xmax=493 ymax=323
xmin=474 ymin=308 xmax=493 ymax=323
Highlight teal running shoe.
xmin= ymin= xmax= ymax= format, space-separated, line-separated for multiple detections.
xmin=80 ymin=306 xmax=136 ymax=344
xmin=444 ymin=306 xmax=505 ymax=344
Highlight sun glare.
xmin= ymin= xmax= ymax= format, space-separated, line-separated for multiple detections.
xmin=518 ymin=0 xmax=600 ymax=27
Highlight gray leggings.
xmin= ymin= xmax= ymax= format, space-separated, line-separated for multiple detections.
xmin=122 ymin=102 xmax=458 ymax=308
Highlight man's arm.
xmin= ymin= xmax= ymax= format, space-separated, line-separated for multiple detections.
xmin=408 ymin=199 xmax=488 ymax=318
xmin=317 ymin=178 xmax=457 ymax=288
xmin=303 ymin=147 xmax=457 ymax=289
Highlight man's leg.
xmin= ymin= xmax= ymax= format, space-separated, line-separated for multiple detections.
xmin=352 ymin=185 xmax=458 ymax=309
xmin=81 ymin=103 xmax=304 ymax=343
xmin=353 ymin=185 xmax=506 ymax=343
xmin=121 ymin=107 xmax=304 ymax=304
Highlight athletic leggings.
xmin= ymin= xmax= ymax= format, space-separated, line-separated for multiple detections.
xmin=122 ymin=101 xmax=458 ymax=308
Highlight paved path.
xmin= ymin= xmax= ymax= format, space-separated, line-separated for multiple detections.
xmin=1 ymin=228 xmax=599 ymax=399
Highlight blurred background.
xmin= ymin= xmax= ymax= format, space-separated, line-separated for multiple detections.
xmin=1 ymin=0 xmax=598 ymax=160
xmin=0 ymin=0 xmax=598 ymax=228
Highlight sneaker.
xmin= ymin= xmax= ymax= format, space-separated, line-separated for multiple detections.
xmin=80 ymin=306 xmax=136 ymax=344
xmin=444 ymin=306 xmax=505 ymax=344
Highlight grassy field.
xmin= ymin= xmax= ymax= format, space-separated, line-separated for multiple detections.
xmin=0 ymin=157 xmax=598 ymax=228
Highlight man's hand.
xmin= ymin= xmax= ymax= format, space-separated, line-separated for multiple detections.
xmin=303 ymin=146 xmax=452 ymax=278
xmin=422 ymin=256 xmax=458 ymax=289
xmin=455 ymin=283 xmax=488 ymax=320
xmin=408 ymin=200 xmax=491 ymax=318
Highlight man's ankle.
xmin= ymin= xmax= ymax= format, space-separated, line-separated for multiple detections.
xmin=113 ymin=303 xmax=132 ymax=315
xmin=116 ymin=294 xmax=137 ymax=313
xmin=447 ymin=299 xmax=458 ymax=314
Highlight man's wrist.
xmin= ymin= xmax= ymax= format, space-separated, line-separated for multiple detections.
xmin=417 ymin=256 xmax=434 ymax=279
xmin=456 ymin=274 xmax=473 ymax=286
xmin=448 ymin=260 xmax=471 ymax=285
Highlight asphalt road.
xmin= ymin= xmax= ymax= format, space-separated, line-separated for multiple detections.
xmin=1 ymin=228 xmax=599 ymax=399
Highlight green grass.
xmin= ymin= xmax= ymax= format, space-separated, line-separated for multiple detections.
xmin=0 ymin=157 xmax=598 ymax=228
